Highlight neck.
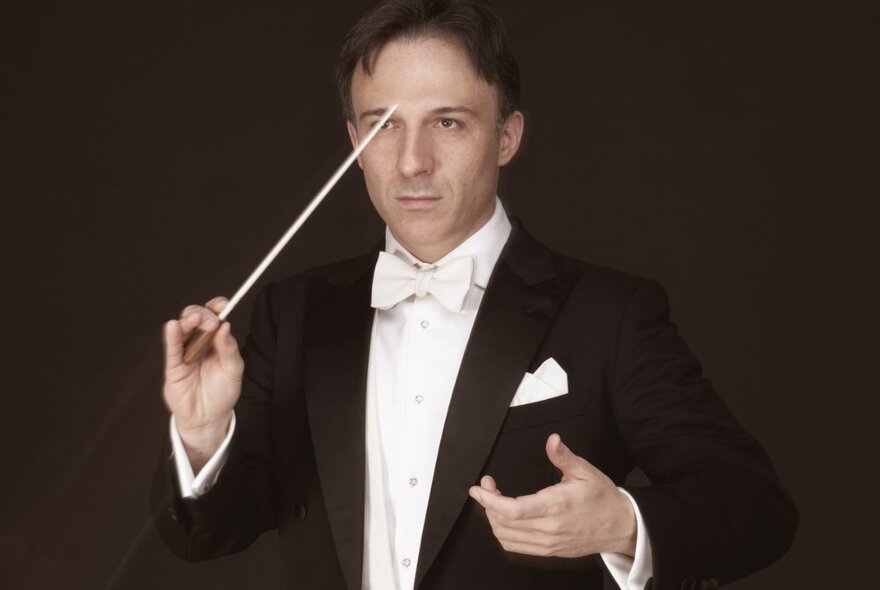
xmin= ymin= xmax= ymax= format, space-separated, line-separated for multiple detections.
xmin=403 ymin=241 xmax=459 ymax=264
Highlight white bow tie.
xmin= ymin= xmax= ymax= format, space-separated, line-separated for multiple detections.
xmin=371 ymin=251 xmax=475 ymax=312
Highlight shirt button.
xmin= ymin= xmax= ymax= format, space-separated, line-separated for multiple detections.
xmin=409 ymin=477 xmax=418 ymax=487
xmin=402 ymin=558 xmax=411 ymax=568
xmin=414 ymin=394 xmax=424 ymax=404
xmin=420 ymin=320 xmax=430 ymax=329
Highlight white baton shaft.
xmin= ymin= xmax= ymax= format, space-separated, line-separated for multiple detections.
xmin=183 ymin=103 xmax=398 ymax=363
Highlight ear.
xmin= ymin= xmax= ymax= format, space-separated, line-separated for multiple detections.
xmin=346 ymin=120 xmax=364 ymax=169
xmin=497 ymin=111 xmax=524 ymax=167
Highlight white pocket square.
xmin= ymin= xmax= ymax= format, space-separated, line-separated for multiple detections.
xmin=510 ymin=358 xmax=569 ymax=407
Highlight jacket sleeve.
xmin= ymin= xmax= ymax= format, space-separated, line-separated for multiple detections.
xmin=151 ymin=283 xmax=279 ymax=561
xmin=611 ymin=279 xmax=798 ymax=589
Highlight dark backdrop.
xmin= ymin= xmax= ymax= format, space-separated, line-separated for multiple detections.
xmin=1 ymin=1 xmax=877 ymax=588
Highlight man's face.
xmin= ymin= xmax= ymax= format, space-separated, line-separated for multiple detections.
xmin=347 ymin=37 xmax=523 ymax=262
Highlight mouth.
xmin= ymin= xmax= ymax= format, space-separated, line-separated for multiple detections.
xmin=396 ymin=195 xmax=441 ymax=210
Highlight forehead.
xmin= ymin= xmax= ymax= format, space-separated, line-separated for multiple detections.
xmin=350 ymin=36 xmax=497 ymax=116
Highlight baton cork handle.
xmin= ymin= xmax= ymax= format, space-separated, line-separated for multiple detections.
xmin=183 ymin=328 xmax=218 ymax=364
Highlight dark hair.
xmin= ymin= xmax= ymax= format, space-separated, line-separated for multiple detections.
xmin=336 ymin=0 xmax=521 ymax=127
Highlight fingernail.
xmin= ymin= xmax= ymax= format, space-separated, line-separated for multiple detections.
xmin=469 ymin=489 xmax=482 ymax=502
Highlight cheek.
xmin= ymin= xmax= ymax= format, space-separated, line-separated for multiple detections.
xmin=361 ymin=134 xmax=400 ymax=168
xmin=451 ymin=156 xmax=495 ymax=203
xmin=448 ymin=137 xmax=497 ymax=181
xmin=364 ymin=177 xmax=389 ymax=219
xmin=360 ymin=138 xmax=394 ymax=171
xmin=357 ymin=163 xmax=388 ymax=218
xmin=359 ymin=154 xmax=391 ymax=194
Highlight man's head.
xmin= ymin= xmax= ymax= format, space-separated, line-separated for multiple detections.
xmin=336 ymin=0 xmax=524 ymax=262
xmin=336 ymin=0 xmax=521 ymax=129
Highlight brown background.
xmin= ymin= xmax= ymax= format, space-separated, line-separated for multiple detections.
xmin=1 ymin=0 xmax=877 ymax=588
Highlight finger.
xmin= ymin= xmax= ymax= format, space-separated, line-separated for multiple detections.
xmin=178 ymin=309 xmax=204 ymax=333
xmin=494 ymin=537 xmax=554 ymax=557
xmin=485 ymin=502 xmax=549 ymax=536
xmin=480 ymin=475 xmax=502 ymax=495
xmin=488 ymin=518 xmax=555 ymax=546
xmin=469 ymin=486 xmax=486 ymax=506
xmin=180 ymin=304 xmax=205 ymax=320
xmin=205 ymin=296 xmax=229 ymax=315
xmin=179 ymin=305 xmax=221 ymax=332
xmin=484 ymin=512 xmax=573 ymax=556
xmin=470 ymin=486 xmax=555 ymax=521
xmin=197 ymin=312 xmax=220 ymax=333
xmin=546 ymin=433 xmax=597 ymax=481
xmin=163 ymin=319 xmax=185 ymax=369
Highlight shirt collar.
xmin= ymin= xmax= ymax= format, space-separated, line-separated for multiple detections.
xmin=383 ymin=196 xmax=512 ymax=289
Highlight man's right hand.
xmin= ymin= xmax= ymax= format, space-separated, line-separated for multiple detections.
xmin=163 ymin=296 xmax=244 ymax=472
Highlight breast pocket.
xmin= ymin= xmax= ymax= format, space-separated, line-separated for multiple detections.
xmin=499 ymin=387 xmax=591 ymax=434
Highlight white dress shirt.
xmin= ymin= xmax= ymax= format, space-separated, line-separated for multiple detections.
xmin=170 ymin=197 xmax=653 ymax=589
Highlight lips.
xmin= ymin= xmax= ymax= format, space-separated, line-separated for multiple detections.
xmin=397 ymin=195 xmax=441 ymax=209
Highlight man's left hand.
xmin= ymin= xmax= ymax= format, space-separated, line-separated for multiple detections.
xmin=468 ymin=433 xmax=637 ymax=558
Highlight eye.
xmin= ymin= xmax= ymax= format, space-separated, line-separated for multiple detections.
xmin=438 ymin=118 xmax=461 ymax=129
xmin=371 ymin=117 xmax=397 ymax=132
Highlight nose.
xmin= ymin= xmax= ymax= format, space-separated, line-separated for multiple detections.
xmin=397 ymin=127 xmax=434 ymax=178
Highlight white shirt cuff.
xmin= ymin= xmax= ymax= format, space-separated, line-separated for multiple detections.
xmin=600 ymin=488 xmax=654 ymax=589
xmin=169 ymin=412 xmax=236 ymax=499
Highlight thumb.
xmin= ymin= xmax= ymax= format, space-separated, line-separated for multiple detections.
xmin=213 ymin=322 xmax=244 ymax=375
xmin=546 ymin=433 xmax=595 ymax=480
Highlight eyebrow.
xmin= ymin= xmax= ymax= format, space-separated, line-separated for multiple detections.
xmin=358 ymin=106 xmax=479 ymax=120
xmin=431 ymin=106 xmax=478 ymax=117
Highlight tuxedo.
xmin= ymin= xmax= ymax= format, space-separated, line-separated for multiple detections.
xmin=152 ymin=219 xmax=797 ymax=589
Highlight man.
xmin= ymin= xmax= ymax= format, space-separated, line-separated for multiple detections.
xmin=152 ymin=1 xmax=797 ymax=588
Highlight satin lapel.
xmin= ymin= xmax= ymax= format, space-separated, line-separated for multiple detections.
xmin=415 ymin=225 xmax=578 ymax=587
xmin=304 ymin=252 xmax=377 ymax=590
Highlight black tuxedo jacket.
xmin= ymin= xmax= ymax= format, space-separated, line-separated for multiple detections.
xmin=153 ymin=221 xmax=797 ymax=590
